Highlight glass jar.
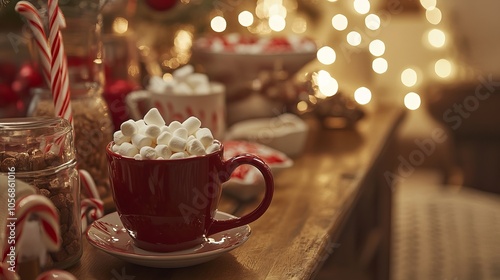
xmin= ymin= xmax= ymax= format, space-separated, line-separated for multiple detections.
xmin=29 ymin=84 xmax=114 ymax=202
xmin=0 ymin=117 xmax=82 ymax=269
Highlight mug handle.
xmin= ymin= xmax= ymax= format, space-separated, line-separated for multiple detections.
xmin=124 ymin=90 xmax=151 ymax=120
xmin=207 ymin=154 xmax=274 ymax=236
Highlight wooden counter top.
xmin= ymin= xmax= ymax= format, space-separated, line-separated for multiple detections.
xmin=68 ymin=106 xmax=405 ymax=280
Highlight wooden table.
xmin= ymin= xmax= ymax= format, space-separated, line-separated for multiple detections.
xmin=68 ymin=106 xmax=405 ymax=280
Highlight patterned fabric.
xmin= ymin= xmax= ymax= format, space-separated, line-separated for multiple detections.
xmin=392 ymin=183 xmax=500 ymax=280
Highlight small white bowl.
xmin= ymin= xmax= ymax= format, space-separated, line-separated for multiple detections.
xmin=222 ymin=140 xmax=293 ymax=201
xmin=225 ymin=113 xmax=309 ymax=158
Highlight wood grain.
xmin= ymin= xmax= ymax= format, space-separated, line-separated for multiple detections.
xmin=68 ymin=106 xmax=405 ymax=280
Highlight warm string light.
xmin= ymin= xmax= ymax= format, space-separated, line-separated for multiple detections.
xmin=206 ymin=0 xmax=458 ymax=110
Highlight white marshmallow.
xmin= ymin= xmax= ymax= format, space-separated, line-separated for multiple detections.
xmin=182 ymin=116 xmax=202 ymax=135
xmin=157 ymin=131 xmax=173 ymax=145
xmin=133 ymin=154 xmax=143 ymax=160
xmin=160 ymin=126 xmax=171 ymax=133
xmin=185 ymin=73 xmax=209 ymax=89
xmin=131 ymin=134 xmax=153 ymax=149
xmin=148 ymin=76 xmax=168 ymax=94
xmin=193 ymin=84 xmax=210 ymax=95
xmin=157 ymin=157 xmax=165 ymax=160
xmin=118 ymin=142 xmax=139 ymax=157
xmin=120 ymin=120 xmax=138 ymax=137
xmin=187 ymin=139 xmax=206 ymax=156
xmin=173 ymin=65 xmax=194 ymax=80
xmin=113 ymin=130 xmax=130 ymax=145
xmin=173 ymin=82 xmax=193 ymax=95
xmin=112 ymin=144 xmax=120 ymax=153
xmin=187 ymin=135 xmax=196 ymax=142
xmin=135 ymin=120 xmax=146 ymax=130
xmin=195 ymin=127 xmax=214 ymax=147
xmin=155 ymin=144 xmax=172 ymax=159
xmin=144 ymin=108 xmax=165 ymax=126
xmin=173 ymin=127 xmax=188 ymax=139
xmin=140 ymin=146 xmax=157 ymax=160
xmin=168 ymin=136 xmax=187 ymax=152
xmin=170 ymin=151 xmax=188 ymax=159
xmin=143 ymin=124 xmax=161 ymax=139
xmin=206 ymin=142 xmax=221 ymax=154
xmin=168 ymin=121 xmax=182 ymax=131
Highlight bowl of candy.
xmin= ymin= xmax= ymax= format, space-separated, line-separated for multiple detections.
xmin=191 ymin=33 xmax=317 ymax=99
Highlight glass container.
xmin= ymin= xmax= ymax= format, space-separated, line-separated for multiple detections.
xmin=0 ymin=117 xmax=82 ymax=269
xmin=29 ymin=85 xmax=114 ymax=201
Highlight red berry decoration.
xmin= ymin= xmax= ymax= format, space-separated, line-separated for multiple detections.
xmin=145 ymin=0 xmax=178 ymax=11
xmin=17 ymin=63 xmax=43 ymax=88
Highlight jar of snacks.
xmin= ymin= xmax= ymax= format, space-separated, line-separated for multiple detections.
xmin=0 ymin=117 xmax=82 ymax=269
xmin=29 ymin=84 xmax=114 ymax=203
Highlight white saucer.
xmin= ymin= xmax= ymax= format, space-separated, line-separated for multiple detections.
xmin=86 ymin=211 xmax=251 ymax=268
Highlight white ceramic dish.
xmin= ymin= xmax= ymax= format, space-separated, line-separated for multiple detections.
xmin=86 ymin=211 xmax=251 ymax=268
xmin=191 ymin=47 xmax=316 ymax=98
xmin=225 ymin=113 xmax=309 ymax=157
xmin=222 ymin=140 xmax=293 ymax=200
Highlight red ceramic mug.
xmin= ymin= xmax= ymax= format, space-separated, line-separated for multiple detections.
xmin=105 ymin=141 xmax=274 ymax=252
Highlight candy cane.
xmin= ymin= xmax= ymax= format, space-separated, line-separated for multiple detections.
xmin=14 ymin=2 xmax=51 ymax=87
xmin=48 ymin=0 xmax=73 ymax=126
xmin=0 ymin=262 xmax=19 ymax=280
xmin=1 ymin=195 xmax=61 ymax=265
xmin=36 ymin=269 xmax=76 ymax=280
xmin=79 ymin=170 xmax=103 ymax=232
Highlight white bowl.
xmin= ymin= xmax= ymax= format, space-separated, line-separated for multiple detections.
xmin=222 ymin=140 xmax=293 ymax=201
xmin=225 ymin=113 xmax=309 ymax=158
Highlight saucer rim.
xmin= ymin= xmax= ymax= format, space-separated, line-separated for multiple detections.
xmin=86 ymin=211 xmax=251 ymax=262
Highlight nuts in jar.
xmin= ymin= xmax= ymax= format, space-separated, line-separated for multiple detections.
xmin=0 ymin=117 xmax=82 ymax=269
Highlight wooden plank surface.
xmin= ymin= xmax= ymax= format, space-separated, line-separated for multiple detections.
xmin=68 ymin=106 xmax=405 ymax=280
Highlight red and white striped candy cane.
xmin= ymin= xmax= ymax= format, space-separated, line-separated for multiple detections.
xmin=0 ymin=262 xmax=19 ymax=280
xmin=1 ymin=195 xmax=61 ymax=265
xmin=79 ymin=170 xmax=104 ymax=232
xmin=14 ymin=2 xmax=51 ymax=87
xmin=48 ymin=0 xmax=73 ymax=126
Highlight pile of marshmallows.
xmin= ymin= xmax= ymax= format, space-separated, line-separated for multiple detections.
xmin=148 ymin=64 xmax=224 ymax=96
xmin=111 ymin=108 xmax=219 ymax=160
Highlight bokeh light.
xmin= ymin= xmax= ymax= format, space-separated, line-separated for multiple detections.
xmin=317 ymin=46 xmax=336 ymax=65
xmin=420 ymin=0 xmax=436 ymax=10
xmin=401 ymin=68 xmax=418 ymax=87
xmin=425 ymin=7 xmax=442 ymax=25
xmin=269 ymin=15 xmax=286 ymax=32
xmin=353 ymin=0 xmax=370 ymax=14
xmin=427 ymin=28 xmax=446 ymax=48
xmin=372 ymin=58 xmax=388 ymax=74
xmin=365 ymin=14 xmax=381 ymax=30
xmin=315 ymin=70 xmax=339 ymax=97
xmin=404 ymin=92 xmax=421 ymax=110
xmin=347 ymin=31 xmax=362 ymax=46
xmin=354 ymin=87 xmax=372 ymax=105
xmin=332 ymin=14 xmax=348 ymax=31
xmin=211 ymin=16 xmax=227 ymax=32
xmin=369 ymin=40 xmax=385 ymax=56
xmin=434 ymin=59 xmax=453 ymax=78
xmin=112 ymin=17 xmax=128 ymax=34
xmin=238 ymin=11 xmax=254 ymax=27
